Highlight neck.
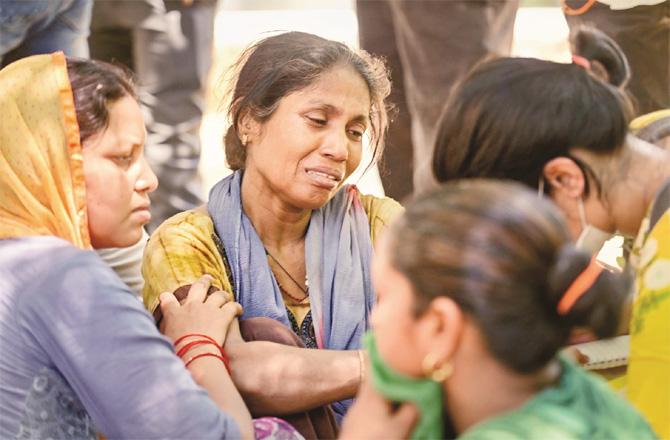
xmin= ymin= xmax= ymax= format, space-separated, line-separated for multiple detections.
xmin=603 ymin=137 xmax=670 ymax=236
xmin=444 ymin=327 xmax=560 ymax=434
xmin=240 ymin=168 xmax=311 ymax=249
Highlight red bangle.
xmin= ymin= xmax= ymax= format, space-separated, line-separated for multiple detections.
xmin=174 ymin=333 xmax=219 ymax=347
xmin=184 ymin=352 xmax=226 ymax=368
xmin=174 ymin=334 xmax=232 ymax=375
xmin=176 ymin=339 xmax=220 ymax=359
xmin=183 ymin=350 xmax=232 ymax=374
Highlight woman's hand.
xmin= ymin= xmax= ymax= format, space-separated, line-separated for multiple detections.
xmin=160 ymin=275 xmax=242 ymax=346
xmin=339 ymin=369 xmax=419 ymax=440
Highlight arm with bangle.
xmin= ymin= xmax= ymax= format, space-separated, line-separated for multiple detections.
xmin=159 ymin=277 xmax=254 ymax=440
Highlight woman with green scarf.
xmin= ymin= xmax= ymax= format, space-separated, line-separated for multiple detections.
xmin=341 ymin=180 xmax=655 ymax=439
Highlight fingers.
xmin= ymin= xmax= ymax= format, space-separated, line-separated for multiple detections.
xmin=159 ymin=291 xmax=179 ymax=317
xmin=356 ymin=374 xmax=393 ymax=415
xmin=204 ymin=290 xmax=233 ymax=308
xmin=184 ymin=275 xmax=213 ymax=305
xmin=219 ymin=302 xmax=244 ymax=326
xmin=392 ymin=402 xmax=419 ymax=435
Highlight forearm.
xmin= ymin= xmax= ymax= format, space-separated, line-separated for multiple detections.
xmin=226 ymin=341 xmax=361 ymax=414
xmin=188 ymin=347 xmax=254 ymax=439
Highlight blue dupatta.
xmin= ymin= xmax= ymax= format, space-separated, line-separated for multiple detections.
xmin=207 ymin=171 xmax=375 ymax=416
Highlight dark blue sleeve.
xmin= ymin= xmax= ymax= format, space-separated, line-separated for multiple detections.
xmin=18 ymin=249 xmax=240 ymax=439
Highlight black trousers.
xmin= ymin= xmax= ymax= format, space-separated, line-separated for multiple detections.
xmin=356 ymin=0 xmax=519 ymax=199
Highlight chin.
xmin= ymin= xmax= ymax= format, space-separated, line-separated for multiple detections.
xmin=301 ymin=190 xmax=338 ymax=210
xmin=90 ymin=227 xmax=144 ymax=249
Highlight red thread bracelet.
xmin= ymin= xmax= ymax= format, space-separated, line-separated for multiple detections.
xmin=174 ymin=333 xmax=232 ymax=374
xmin=184 ymin=352 xmax=226 ymax=368
xmin=174 ymin=333 xmax=219 ymax=347
xmin=177 ymin=339 xmax=220 ymax=358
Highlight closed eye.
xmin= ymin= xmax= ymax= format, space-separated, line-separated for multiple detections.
xmin=114 ymin=155 xmax=134 ymax=166
xmin=306 ymin=116 xmax=327 ymax=126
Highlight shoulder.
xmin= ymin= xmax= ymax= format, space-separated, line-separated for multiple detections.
xmin=11 ymin=237 xmax=121 ymax=289
xmin=358 ymin=193 xmax=404 ymax=224
xmin=144 ymin=207 xmax=218 ymax=264
xmin=357 ymin=192 xmax=404 ymax=245
xmin=152 ymin=206 xmax=215 ymax=241
xmin=462 ymin=359 xmax=654 ymax=440
xmin=10 ymin=238 xmax=142 ymax=328
xmin=142 ymin=206 xmax=230 ymax=312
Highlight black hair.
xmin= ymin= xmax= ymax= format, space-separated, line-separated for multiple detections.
xmin=432 ymin=30 xmax=633 ymax=197
xmin=66 ymin=57 xmax=136 ymax=144
xmin=391 ymin=180 xmax=630 ymax=373
xmin=223 ymin=31 xmax=391 ymax=170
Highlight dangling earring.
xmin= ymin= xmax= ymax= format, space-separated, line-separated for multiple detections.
xmin=422 ymin=353 xmax=453 ymax=383
xmin=241 ymin=134 xmax=248 ymax=146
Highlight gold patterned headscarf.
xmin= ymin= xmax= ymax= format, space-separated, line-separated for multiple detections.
xmin=0 ymin=52 xmax=90 ymax=248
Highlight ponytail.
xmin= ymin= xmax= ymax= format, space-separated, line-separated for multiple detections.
xmin=548 ymin=245 xmax=631 ymax=339
xmin=570 ymin=25 xmax=631 ymax=89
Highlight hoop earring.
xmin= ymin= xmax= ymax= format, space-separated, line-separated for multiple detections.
xmin=422 ymin=353 xmax=453 ymax=383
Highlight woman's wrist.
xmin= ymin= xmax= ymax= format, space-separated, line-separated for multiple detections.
xmin=174 ymin=333 xmax=231 ymax=374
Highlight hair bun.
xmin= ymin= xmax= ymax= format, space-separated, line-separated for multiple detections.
xmin=570 ymin=25 xmax=630 ymax=88
xmin=548 ymin=244 xmax=630 ymax=339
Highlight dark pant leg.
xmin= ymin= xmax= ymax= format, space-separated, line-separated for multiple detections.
xmin=133 ymin=2 xmax=214 ymax=231
xmin=240 ymin=317 xmax=339 ymax=440
xmin=1 ymin=0 xmax=92 ymax=66
xmin=564 ymin=1 xmax=670 ymax=115
xmin=389 ymin=0 xmax=519 ymax=194
xmin=356 ymin=0 xmax=415 ymax=202
xmin=89 ymin=0 xmax=213 ymax=231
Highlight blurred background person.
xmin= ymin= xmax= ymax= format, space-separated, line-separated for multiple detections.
xmin=562 ymin=0 xmax=669 ymax=115
xmin=355 ymin=0 xmax=519 ymax=198
xmin=1 ymin=0 xmax=92 ymax=66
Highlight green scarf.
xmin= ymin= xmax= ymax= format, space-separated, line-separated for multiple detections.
xmin=363 ymin=332 xmax=444 ymax=440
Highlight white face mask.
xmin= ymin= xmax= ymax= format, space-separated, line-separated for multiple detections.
xmin=575 ymin=197 xmax=612 ymax=255
xmin=538 ymin=177 xmax=611 ymax=255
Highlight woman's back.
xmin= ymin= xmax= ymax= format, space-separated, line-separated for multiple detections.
xmin=459 ymin=357 xmax=654 ymax=439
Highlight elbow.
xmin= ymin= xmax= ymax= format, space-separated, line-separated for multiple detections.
xmin=234 ymin=360 xmax=291 ymax=415
xmin=229 ymin=342 xmax=305 ymax=415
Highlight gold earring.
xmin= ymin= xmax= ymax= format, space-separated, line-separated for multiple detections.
xmin=422 ymin=353 xmax=453 ymax=383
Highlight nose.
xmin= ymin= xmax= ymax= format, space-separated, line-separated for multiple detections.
xmin=320 ymin=128 xmax=349 ymax=162
xmin=135 ymin=157 xmax=158 ymax=193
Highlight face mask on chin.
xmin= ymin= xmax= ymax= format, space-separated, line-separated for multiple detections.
xmin=538 ymin=177 xmax=612 ymax=255
xmin=575 ymin=197 xmax=612 ymax=255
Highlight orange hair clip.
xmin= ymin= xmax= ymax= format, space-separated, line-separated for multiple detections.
xmin=557 ymin=256 xmax=604 ymax=315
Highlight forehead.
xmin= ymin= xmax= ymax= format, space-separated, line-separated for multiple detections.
xmin=286 ymin=65 xmax=371 ymax=117
xmin=86 ymin=96 xmax=145 ymax=149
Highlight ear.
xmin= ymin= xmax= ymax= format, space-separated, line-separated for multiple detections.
xmin=542 ymin=157 xmax=586 ymax=199
xmin=237 ymin=108 xmax=262 ymax=143
xmin=417 ymin=296 xmax=464 ymax=364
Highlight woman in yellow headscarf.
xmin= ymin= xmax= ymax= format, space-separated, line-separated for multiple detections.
xmin=0 ymin=53 xmax=280 ymax=439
